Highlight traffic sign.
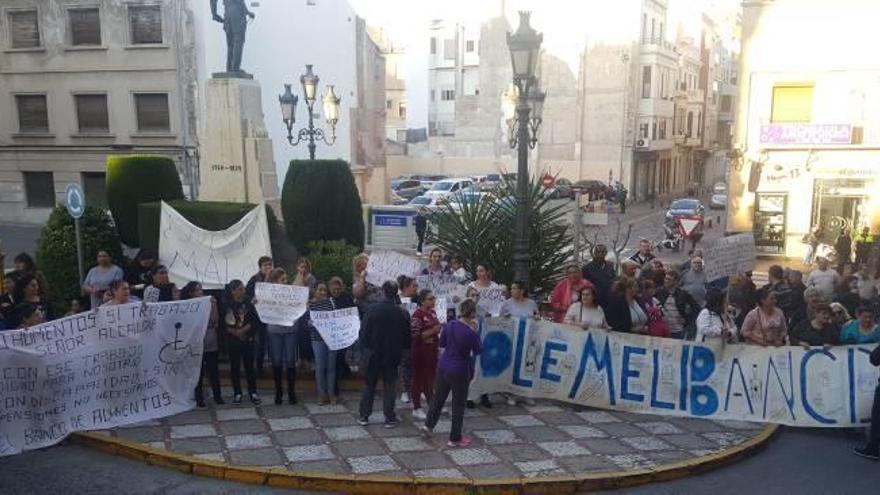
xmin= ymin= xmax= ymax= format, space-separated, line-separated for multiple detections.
xmin=678 ymin=217 xmax=702 ymax=237
xmin=66 ymin=183 xmax=85 ymax=219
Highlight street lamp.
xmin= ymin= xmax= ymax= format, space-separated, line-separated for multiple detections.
xmin=279 ymin=64 xmax=341 ymax=160
xmin=504 ymin=11 xmax=543 ymax=288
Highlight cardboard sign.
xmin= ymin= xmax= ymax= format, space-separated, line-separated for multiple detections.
xmin=703 ymin=233 xmax=757 ymax=281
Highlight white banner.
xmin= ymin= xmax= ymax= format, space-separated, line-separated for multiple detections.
xmin=254 ymin=283 xmax=309 ymax=326
xmin=365 ymin=250 xmax=423 ymax=286
xmin=704 ymin=233 xmax=757 ymax=282
xmin=470 ymin=318 xmax=880 ymax=427
xmin=477 ymin=287 xmax=507 ymax=317
xmin=159 ymin=202 xmax=272 ymax=290
xmin=0 ymin=299 xmax=211 ymax=456
xmin=310 ymin=307 xmax=360 ymax=351
xmin=416 ymin=275 xmax=466 ymax=302
xmin=401 ymin=297 xmax=446 ymax=323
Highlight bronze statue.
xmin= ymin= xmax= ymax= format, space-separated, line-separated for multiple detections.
xmin=210 ymin=0 xmax=255 ymax=76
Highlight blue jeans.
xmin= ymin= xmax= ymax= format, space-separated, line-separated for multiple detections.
xmin=268 ymin=332 xmax=298 ymax=369
xmin=311 ymin=340 xmax=337 ymax=398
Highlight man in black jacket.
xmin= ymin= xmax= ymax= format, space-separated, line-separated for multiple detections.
xmin=582 ymin=244 xmax=616 ymax=307
xmin=854 ymin=343 xmax=880 ymax=460
xmin=245 ymin=256 xmax=273 ymax=376
xmin=414 ymin=211 xmax=428 ymax=255
xmin=358 ymin=281 xmax=412 ymax=428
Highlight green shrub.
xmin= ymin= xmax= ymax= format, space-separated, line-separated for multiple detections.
xmin=35 ymin=205 xmax=123 ymax=314
xmin=106 ymin=154 xmax=185 ymax=246
xmin=281 ymin=159 xmax=364 ymax=254
xmin=307 ymin=240 xmax=359 ymax=287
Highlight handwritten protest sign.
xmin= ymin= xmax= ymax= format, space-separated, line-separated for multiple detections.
xmin=416 ymin=274 xmax=466 ymax=302
xmin=469 ymin=317 xmax=880 ymax=428
xmin=366 ymin=250 xmax=423 ymax=286
xmin=401 ymin=297 xmax=447 ymax=322
xmin=254 ymin=283 xmax=309 ymax=326
xmin=0 ymin=298 xmax=211 ymax=456
xmin=159 ymin=202 xmax=271 ymax=290
xmin=477 ymin=287 xmax=507 ymax=316
xmin=703 ymin=233 xmax=757 ymax=281
xmin=310 ymin=307 xmax=360 ymax=351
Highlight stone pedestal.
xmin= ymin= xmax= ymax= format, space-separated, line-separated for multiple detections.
xmin=199 ymin=77 xmax=278 ymax=205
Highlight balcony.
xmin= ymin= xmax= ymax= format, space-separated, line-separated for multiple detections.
xmin=639 ymin=37 xmax=678 ymax=60
xmin=674 ymin=87 xmax=704 ymax=104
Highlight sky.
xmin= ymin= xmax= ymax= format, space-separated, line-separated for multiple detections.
xmin=347 ymin=0 xmax=741 ymax=129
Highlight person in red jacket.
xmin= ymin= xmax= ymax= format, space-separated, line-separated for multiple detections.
xmin=410 ymin=289 xmax=441 ymax=419
xmin=551 ymin=264 xmax=594 ymax=322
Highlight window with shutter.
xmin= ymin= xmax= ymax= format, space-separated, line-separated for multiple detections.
xmin=134 ymin=93 xmax=170 ymax=132
xmin=70 ymin=8 xmax=101 ymax=46
xmin=9 ymin=10 xmax=40 ymax=48
xmin=129 ymin=5 xmax=162 ymax=44
xmin=15 ymin=95 xmax=49 ymax=133
xmin=75 ymin=94 xmax=109 ymax=133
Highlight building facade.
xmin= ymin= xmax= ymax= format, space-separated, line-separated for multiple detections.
xmin=728 ymin=0 xmax=880 ymax=258
xmin=369 ymin=27 xmax=407 ymax=144
xmin=427 ymin=19 xmax=480 ymax=137
xmin=0 ymin=0 xmax=198 ymax=225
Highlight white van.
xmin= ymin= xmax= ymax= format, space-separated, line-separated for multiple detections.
xmin=422 ymin=178 xmax=475 ymax=202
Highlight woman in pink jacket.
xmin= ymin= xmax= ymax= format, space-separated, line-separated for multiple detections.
xmin=551 ymin=264 xmax=594 ymax=323
xmin=741 ymin=288 xmax=789 ymax=346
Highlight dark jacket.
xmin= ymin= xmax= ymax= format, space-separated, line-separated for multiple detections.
xmin=414 ymin=215 xmax=427 ymax=234
xmin=790 ymin=319 xmax=839 ymax=346
xmin=605 ymin=295 xmax=633 ymax=333
xmin=582 ymin=261 xmax=616 ymax=306
xmin=360 ymin=300 xmax=412 ymax=368
xmin=834 ymin=291 xmax=860 ymax=318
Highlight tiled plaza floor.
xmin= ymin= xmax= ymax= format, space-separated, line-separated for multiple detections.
xmin=96 ymin=389 xmax=766 ymax=480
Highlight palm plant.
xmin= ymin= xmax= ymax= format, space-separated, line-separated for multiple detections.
xmin=426 ymin=175 xmax=572 ymax=295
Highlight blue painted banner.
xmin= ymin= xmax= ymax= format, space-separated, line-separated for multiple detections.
xmin=469 ymin=318 xmax=880 ymax=427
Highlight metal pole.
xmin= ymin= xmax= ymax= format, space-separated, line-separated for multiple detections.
xmin=74 ymin=218 xmax=84 ymax=284
xmin=307 ymin=102 xmax=317 ymax=161
xmin=573 ymin=190 xmax=583 ymax=265
xmin=513 ymin=88 xmax=532 ymax=287
xmin=618 ymin=59 xmax=628 ymax=188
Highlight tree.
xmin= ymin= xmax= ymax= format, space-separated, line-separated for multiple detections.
xmin=578 ymin=216 xmax=634 ymax=271
xmin=35 ymin=205 xmax=123 ymax=314
xmin=426 ymin=176 xmax=572 ymax=295
xmin=281 ymin=159 xmax=364 ymax=254
xmin=106 ymin=154 xmax=185 ymax=247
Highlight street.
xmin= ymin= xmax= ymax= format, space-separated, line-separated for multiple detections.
xmin=0 ymin=428 xmax=875 ymax=494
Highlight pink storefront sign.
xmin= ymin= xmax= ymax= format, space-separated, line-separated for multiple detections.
xmin=759 ymin=123 xmax=853 ymax=145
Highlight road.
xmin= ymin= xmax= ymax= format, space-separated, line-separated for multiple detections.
xmin=0 ymin=428 xmax=875 ymax=494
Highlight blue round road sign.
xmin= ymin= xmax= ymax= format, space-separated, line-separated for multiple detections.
xmin=66 ymin=184 xmax=85 ymax=219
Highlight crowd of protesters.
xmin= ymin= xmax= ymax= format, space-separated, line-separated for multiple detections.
xmin=3 ymin=232 xmax=880 ymax=456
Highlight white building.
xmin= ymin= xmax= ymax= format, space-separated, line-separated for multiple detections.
xmin=0 ymin=0 xmax=198 ymax=225
xmin=427 ymin=19 xmax=481 ymax=137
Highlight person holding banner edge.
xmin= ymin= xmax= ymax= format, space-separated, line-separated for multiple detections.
xmin=181 ymin=282 xmax=224 ymax=408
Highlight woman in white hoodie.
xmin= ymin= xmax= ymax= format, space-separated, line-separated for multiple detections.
xmin=695 ymin=288 xmax=738 ymax=344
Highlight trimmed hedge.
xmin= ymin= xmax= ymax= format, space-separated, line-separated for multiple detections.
xmin=35 ymin=205 xmax=124 ymax=314
xmin=137 ymin=201 xmax=298 ymax=270
xmin=106 ymin=154 xmax=185 ymax=247
xmin=281 ymin=159 xmax=364 ymax=254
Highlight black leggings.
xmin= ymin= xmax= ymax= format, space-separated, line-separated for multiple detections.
xmin=425 ymin=369 xmax=470 ymax=442
xmin=229 ymin=340 xmax=257 ymax=396
xmin=195 ymin=351 xmax=222 ymax=401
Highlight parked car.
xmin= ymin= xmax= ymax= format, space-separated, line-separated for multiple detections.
xmin=409 ymin=195 xmax=440 ymax=210
xmin=422 ymin=178 xmax=475 ymax=202
xmin=447 ymin=191 xmax=488 ymax=211
xmin=572 ymin=180 xmax=614 ymax=201
xmin=481 ymin=173 xmax=503 ymax=192
xmin=390 ymin=191 xmax=409 ymax=205
xmin=410 ymin=174 xmax=448 ymax=191
xmin=710 ymin=194 xmax=727 ymax=209
xmin=713 ymin=182 xmax=727 ymax=194
xmin=391 ymin=178 xmax=426 ymax=200
xmin=666 ymin=198 xmax=705 ymax=221
xmin=543 ymin=178 xmax=575 ymax=199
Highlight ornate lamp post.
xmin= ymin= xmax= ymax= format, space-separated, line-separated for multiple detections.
xmin=279 ymin=64 xmax=341 ymax=160
xmin=504 ymin=11 xmax=544 ymax=288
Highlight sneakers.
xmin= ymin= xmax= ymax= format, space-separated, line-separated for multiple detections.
xmin=418 ymin=424 xmax=433 ymax=437
xmin=412 ymin=408 xmax=427 ymax=420
xmin=249 ymin=393 xmax=261 ymax=405
xmin=447 ymin=436 xmax=472 ymax=448
xmin=480 ymin=395 xmax=492 ymax=409
xmin=232 ymin=394 xmax=243 ymax=405
xmin=506 ymin=396 xmax=517 ymax=406
xmin=196 ymin=398 xmax=206 ymax=408
xmin=214 ymin=396 xmax=225 ymax=405
xmin=400 ymin=392 xmax=411 ymax=404
xmin=358 ymin=417 xmax=369 ymax=426
xmin=853 ymin=446 xmax=880 ymax=460
xmin=274 ymin=391 xmax=283 ymax=406
xmin=466 ymin=400 xmax=475 ymax=409
xmin=384 ymin=418 xmax=399 ymax=429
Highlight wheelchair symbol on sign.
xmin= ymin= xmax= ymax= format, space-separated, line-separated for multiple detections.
xmin=159 ymin=322 xmax=202 ymax=364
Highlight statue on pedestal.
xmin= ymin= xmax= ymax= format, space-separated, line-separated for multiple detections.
xmin=210 ymin=0 xmax=255 ymax=77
